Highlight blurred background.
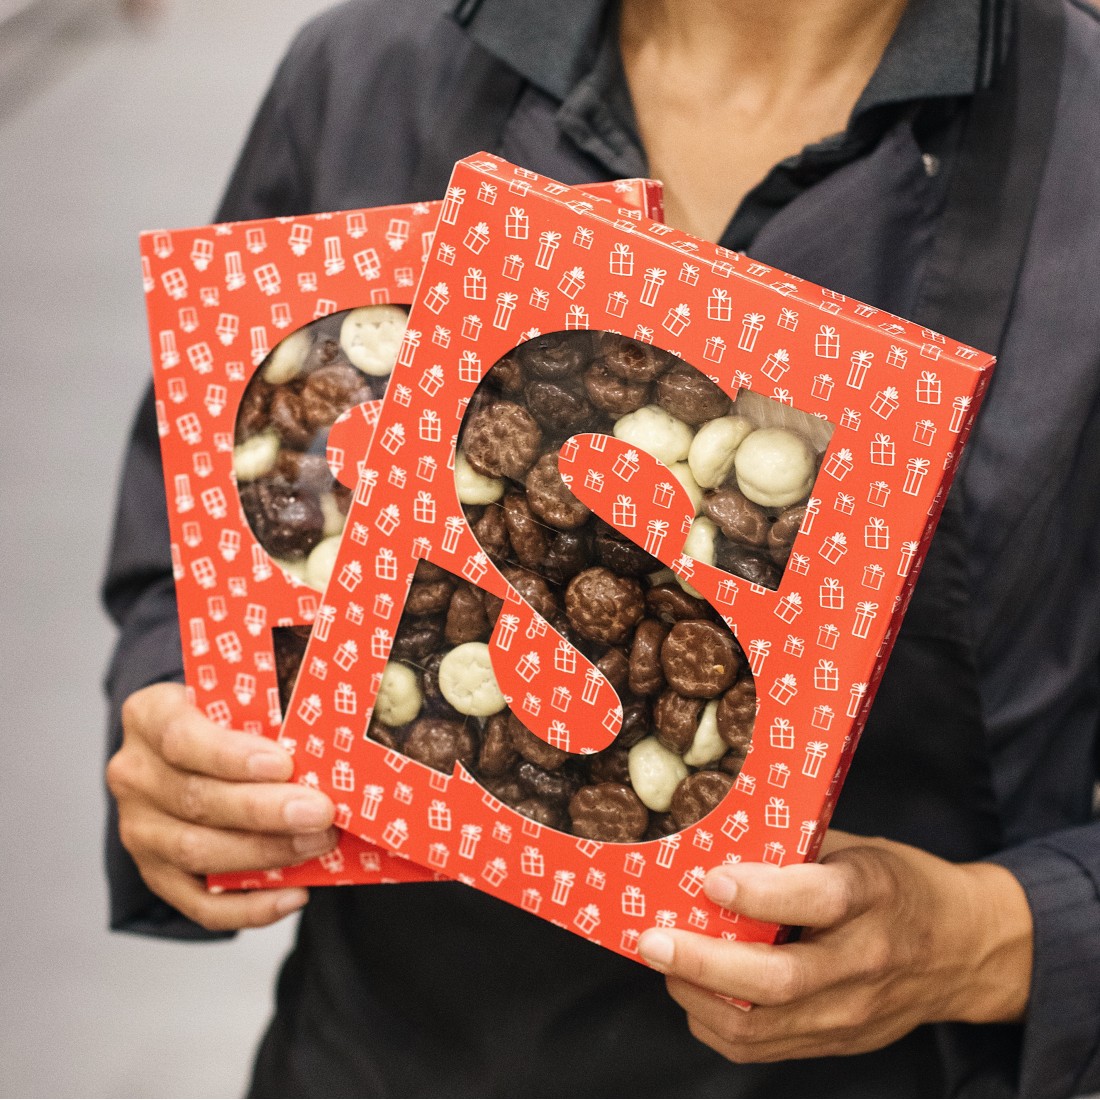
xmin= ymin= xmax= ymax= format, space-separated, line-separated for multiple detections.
xmin=0 ymin=1 xmax=333 ymax=1096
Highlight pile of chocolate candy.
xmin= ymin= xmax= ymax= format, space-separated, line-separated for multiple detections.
xmin=365 ymin=331 xmax=833 ymax=843
xmin=232 ymin=305 xmax=409 ymax=591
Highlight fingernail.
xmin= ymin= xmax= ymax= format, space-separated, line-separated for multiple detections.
xmin=293 ymin=828 xmax=337 ymax=857
xmin=706 ymin=868 xmax=738 ymax=908
xmin=248 ymin=751 xmax=289 ymax=780
xmin=274 ymin=889 xmax=309 ymax=916
xmin=284 ymin=796 xmax=331 ymax=829
xmin=638 ymin=929 xmax=675 ymax=970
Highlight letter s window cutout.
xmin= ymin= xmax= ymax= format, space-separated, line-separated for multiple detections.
xmin=232 ymin=305 xmax=409 ymax=714
xmin=364 ymin=330 xmax=833 ymax=845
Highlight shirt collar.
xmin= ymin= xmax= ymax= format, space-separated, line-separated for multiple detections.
xmin=454 ymin=0 xmax=1003 ymax=110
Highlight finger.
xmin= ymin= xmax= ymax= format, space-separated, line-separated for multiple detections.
xmin=152 ymin=761 xmax=334 ymax=834
xmin=637 ymin=928 xmax=819 ymax=1006
xmin=129 ymin=811 xmax=340 ymax=875
xmin=142 ymin=862 xmax=311 ymax=932
xmin=701 ymin=858 xmax=871 ymax=928
xmin=126 ymin=685 xmax=293 ymax=782
xmin=672 ymin=975 xmax=903 ymax=1063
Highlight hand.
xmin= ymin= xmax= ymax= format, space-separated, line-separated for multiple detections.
xmin=637 ymin=831 xmax=1033 ymax=1063
xmin=107 ymin=682 xmax=337 ymax=931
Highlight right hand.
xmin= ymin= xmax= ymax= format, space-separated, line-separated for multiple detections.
xmin=107 ymin=682 xmax=338 ymax=931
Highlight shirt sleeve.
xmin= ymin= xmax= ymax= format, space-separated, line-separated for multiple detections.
xmin=989 ymin=822 xmax=1100 ymax=1096
xmin=101 ymin=19 xmax=327 ymax=938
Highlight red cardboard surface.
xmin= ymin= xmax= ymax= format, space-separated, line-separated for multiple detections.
xmin=140 ymin=180 xmax=664 ymax=891
xmin=276 ymin=154 xmax=993 ymax=958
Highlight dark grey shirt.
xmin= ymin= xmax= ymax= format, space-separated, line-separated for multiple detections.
xmin=104 ymin=1 xmax=1100 ymax=1094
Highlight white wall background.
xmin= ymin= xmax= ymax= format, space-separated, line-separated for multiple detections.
xmin=0 ymin=3 xmax=335 ymax=1095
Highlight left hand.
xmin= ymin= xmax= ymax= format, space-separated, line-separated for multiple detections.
xmin=637 ymin=831 xmax=1033 ymax=1063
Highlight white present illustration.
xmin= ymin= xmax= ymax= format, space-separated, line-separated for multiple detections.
xmin=802 ymin=740 xmax=828 ymax=778
xmin=612 ymin=494 xmax=637 ymax=528
xmin=552 ymin=870 xmax=576 ymax=905
xmin=656 ymin=834 xmax=680 ymax=868
xmin=334 ymin=682 xmax=357 ymax=715
xmin=847 ymin=681 xmax=868 ymax=718
xmin=768 ymin=762 xmax=791 ymax=790
xmin=871 ymin=386 xmax=899 ymax=419
xmin=516 ymin=651 xmax=540 ymax=682
xmin=458 ymin=824 xmax=482 ymax=860
xmin=535 ymin=230 xmax=561 ymax=269
xmin=870 ymin=432 xmax=895 ymax=466
xmin=913 ymin=419 xmax=937 ymax=446
xmin=680 ymin=866 xmax=706 ymax=897
xmin=529 ymin=287 xmax=549 ymax=310
xmin=521 ymin=846 xmax=544 ymax=877
xmin=819 ymin=577 xmax=845 ymax=609
xmin=769 ymin=673 xmax=797 ymax=705
xmin=778 ymin=589 xmax=805 ymax=624
xmin=898 ymin=540 xmax=919 ymax=576
xmin=644 ymin=519 xmax=670 ymax=556
xmin=334 ymin=640 xmax=359 ymax=672
xmin=783 ymin=635 xmax=804 ymax=658
xmin=815 ymin=324 xmax=840 ymax=358
xmin=770 ymin=718 xmax=795 ymax=750
xmin=823 ymin=448 xmax=853 ymax=481
xmin=864 ymin=517 xmax=889 ymax=550
xmin=574 ymin=904 xmax=601 ymax=935
xmin=504 ymin=205 xmax=528 ymax=238
xmin=360 ymin=784 xmax=383 ymax=821
xmin=868 ymin=480 xmax=891 ymax=507
xmin=950 ymin=395 xmax=971 ymax=432
xmin=812 ymin=704 xmax=834 ymax=731
xmin=573 ymin=225 xmax=594 ymax=248
xmin=463 ymin=222 xmax=490 ymax=255
xmin=331 ymin=759 xmax=354 ymax=792
xmin=862 ymin=564 xmax=886 ymax=590
xmin=835 ymin=492 xmax=855 ymax=515
xmin=693 ymin=830 xmax=714 ymax=851
xmin=722 ymin=810 xmax=749 ymax=841
xmin=820 ymin=532 xmax=848 ymax=564
xmin=640 ymin=267 xmax=666 ymax=306
xmin=903 ymin=458 xmax=930 ymax=496
xmin=761 ymin=348 xmax=790 ymax=382
xmin=483 ymin=858 xmax=508 ymax=887
xmin=565 ymin=303 xmax=590 ymax=330
xmin=700 ymin=334 xmax=726 ymax=364
xmin=609 ymin=242 xmax=634 ymax=276
xmin=747 ymin=638 xmax=772 ymax=674
xmin=763 ymin=841 xmax=786 ymax=866
xmin=586 ymin=867 xmax=606 ymax=890
xmin=521 ymin=888 xmax=542 ymax=914
xmin=382 ymin=818 xmax=408 ymax=850
xmin=353 ymin=247 xmax=381 ymax=281
xmin=813 ymin=659 xmax=839 ymax=691
xmin=765 ymin=797 xmax=790 ymax=829
xmin=663 ymin=303 xmax=691 ymax=336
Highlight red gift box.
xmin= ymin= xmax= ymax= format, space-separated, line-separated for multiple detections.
xmin=270 ymin=155 xmax=991 ymax=958
xmin=141 ymin=178 xmax=662 ymax=893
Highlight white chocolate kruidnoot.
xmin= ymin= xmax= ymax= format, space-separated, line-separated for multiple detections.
xmin=734 ymin=426 xmax=816 ymax=508
xmin=613 ymin=404 xmax=694 ymax=466
xmin=339 ymin=305 xmax=408 ymax=377
xmin=437 ymin=641 xmax=507 ymax=717
xmin=261 ymin=328 xmax=312 ymax=384
xmin=628 ymin=736 xmax=690 ymax=812
xmin=454 ymin=450 xmax=505 ymax=505
xmin=374 ymin=661 xmax=423 ymax=727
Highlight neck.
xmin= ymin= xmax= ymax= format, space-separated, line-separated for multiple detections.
xmin=620 ymin=0 xmax=909 ymax=100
